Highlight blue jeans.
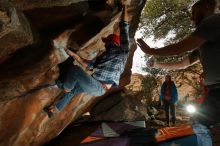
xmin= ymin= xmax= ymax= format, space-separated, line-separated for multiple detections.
xmin=163 ymin=99 xmax=176 ymax=124
xmin=192 ymin=121 xmax=212 ymax=146
xmin=55 ymin=65 xmax=106 ymax=111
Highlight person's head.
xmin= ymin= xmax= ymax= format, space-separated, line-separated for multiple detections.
xmin=102 ymin=34 xmax=120 ymax=49
xmin=165 ymin=74 xmax=171 ymax=83
xmin=191 ymin=0 xmax=217 ymax=27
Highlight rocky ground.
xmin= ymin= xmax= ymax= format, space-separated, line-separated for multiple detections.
xmin=42 ymin=105 xmax=192 ymax=146
xmin=43 ymin=104 xmax=220 ymax=146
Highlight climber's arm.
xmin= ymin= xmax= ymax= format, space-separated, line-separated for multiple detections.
xmin=148 ymin=50 xmax=200 ymax=70
xmin=64 ymin=48 xmax=89 ymax=68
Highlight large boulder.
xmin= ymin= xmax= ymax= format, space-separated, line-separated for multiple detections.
xmin=0 ymin=0 xmax=147 ymax=145
xmin=91 ymin=90 xmax=150 ymax=121
xmin=0 ymin=2 xmax=35 ymax=64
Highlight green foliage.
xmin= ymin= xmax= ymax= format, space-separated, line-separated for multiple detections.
xmin=139 ymin=0 xmax=204 ymax=100
xmin=139 ymin=0 xmax=196 ymax=74
xmin=192 ymin=82 xmax=203 ymax=98
xmin=140 ymin=0 xmax=193 ymax=43
xmin=141 ymin=74 xmax=160 ymax=102
xmin=171 ymin=63 xmax=203 ymax=97
xmin=142 ymin=66 xmax=167 ymax=75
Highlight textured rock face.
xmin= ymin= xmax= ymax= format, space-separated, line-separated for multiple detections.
xmin=125 ymin=73 xmax=144 ymax=92
xmin=90 ymin=90 xmax=150 ymax=121
xmin=0 ymin=0 xmax=146 ymax=146
xmin=9 ymin=0 xmax=89 ymax=11
xmin=0 ymin=2 xmax=34 ymax=64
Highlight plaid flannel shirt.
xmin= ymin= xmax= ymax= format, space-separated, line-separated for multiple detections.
xmin=90 ymin=21 xmax=129 ymax=85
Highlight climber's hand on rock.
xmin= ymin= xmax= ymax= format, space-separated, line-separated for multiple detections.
xmin=64 ymin=48 xmax=80 ymax=59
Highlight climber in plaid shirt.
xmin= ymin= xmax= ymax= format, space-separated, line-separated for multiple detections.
xmin=90 ymin=22 xmax=129 ymax=86
xmin=44 ymin=2 xmax=129 ymax=118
